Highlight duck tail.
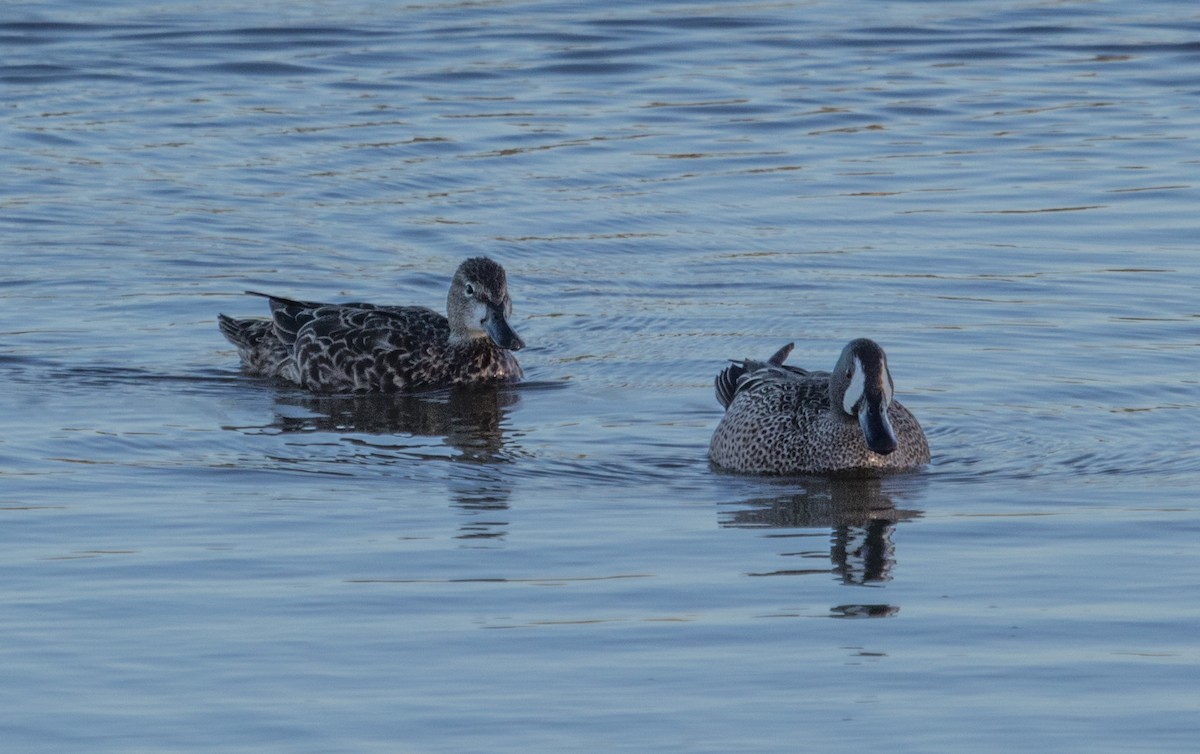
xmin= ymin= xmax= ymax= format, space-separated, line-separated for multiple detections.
xmin=217 ymin=313 xmax=268 ymax=349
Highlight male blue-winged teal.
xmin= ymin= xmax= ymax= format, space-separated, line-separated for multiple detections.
xmin=709 ymin=339 xmax=929 ymax=475
xmin=218 ymin=257 xmax=524 ymax=393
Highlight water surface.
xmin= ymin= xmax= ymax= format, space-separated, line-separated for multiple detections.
xmin=2 ymin=1 xmax=1198 ymax=751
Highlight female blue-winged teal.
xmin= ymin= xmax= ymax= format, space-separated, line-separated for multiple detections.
xmin=709 ymin=339 xmax=929 ymax=475
xmin=218 ymin=257 xmax=524 ymax=394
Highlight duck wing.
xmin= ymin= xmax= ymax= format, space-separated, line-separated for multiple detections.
xmin=245 ymin=291 xmax=413 ymax=346
xmin=715 ymin=342 xmax=808 ymax=409
xmin=290 ymin=306 xmax=451 ymax=393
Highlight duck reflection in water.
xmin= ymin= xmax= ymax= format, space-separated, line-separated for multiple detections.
xmin=267 ymin=384 xmax=519 ymax=464
xmin=265 ymin=385 xmax=521 ymax=543
xmin=722 ymin=476 xmax=923 ymax=589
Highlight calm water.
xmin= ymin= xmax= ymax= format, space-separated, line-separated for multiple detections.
xmin=3 ymin=0 xmax=1199 ymax=751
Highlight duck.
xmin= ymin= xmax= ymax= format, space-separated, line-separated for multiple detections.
xmin=217 ymin=256 xmax=524 ymax=394
xmin=709 ymin=339 xmax=929 ymax=475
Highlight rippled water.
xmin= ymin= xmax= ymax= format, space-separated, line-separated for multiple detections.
xmin=3 ymin=1 xmax=1199 ymax=751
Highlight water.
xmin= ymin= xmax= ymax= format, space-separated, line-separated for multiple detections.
xmin=3 ymin=1 xmax=1199 ymax=751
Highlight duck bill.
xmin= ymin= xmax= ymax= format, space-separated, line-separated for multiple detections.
xmin=858 ymin=398 xmax=898 ymax=456
xmin=485 ymin=305 xmax=524 ymax=351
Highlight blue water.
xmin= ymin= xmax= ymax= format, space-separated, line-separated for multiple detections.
xmin=2 ymin=1 xmax=1199 ymax=751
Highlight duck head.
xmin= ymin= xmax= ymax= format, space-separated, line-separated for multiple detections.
xmin=447 ymin=257 xmax=525 ymax=351
xmin=831 ymin=338 xmax=897 ymax=456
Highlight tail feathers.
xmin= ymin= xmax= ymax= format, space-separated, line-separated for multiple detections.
xmin=220 ymin=291 xmax=315 ymax=348
xmin=217 ymin=313 xmax=291 ymax=377
xmin=217 ymin=313 xmax=268 ymax=349
xmin=715 ymin=342 xmax=795 ymax=410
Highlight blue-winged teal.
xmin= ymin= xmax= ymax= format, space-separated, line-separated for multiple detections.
xmin=218 ymin=257 xmax=523 ymax=393
xmin=709 ymin=339 xmax=929 ymax=475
